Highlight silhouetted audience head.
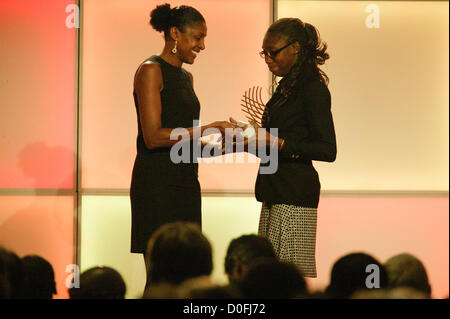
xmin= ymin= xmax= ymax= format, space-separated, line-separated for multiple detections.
xmin=188 ymin=284 xmax=242 ymax=299
xmin=0 ymin=247 xmax=24 ymax=298
xmin=145 ymin=222 xmax=212 ymax=286
xmin=325 ymin=252 xmax=388 ymax=299
xmin=21 ymin=255 xmax=56 ymax=299
xmin=142 ymin=282 xmax=180 ymax=299
xmin=384 ymin=253 xmax=431 ymax=298
xmin=306 ymin=290 xmax=328 ymax=299
xmin=173 ymin=275 xmax=242 ymax=299
xmin=0 ymin=248 xmax=11 ymax=299
xmin=352 ymin=287 xmax=429 ymax=299
xmin=238 ymin=260 xmax=307 ymax=298
xmin=225 ymin=234 xmax=277 ymax=284
xmin=69 ymin=266 xmax=126 ymax=299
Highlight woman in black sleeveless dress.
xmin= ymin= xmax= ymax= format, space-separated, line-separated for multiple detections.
xmin=130 ymin=5 xmax=234 ymax=260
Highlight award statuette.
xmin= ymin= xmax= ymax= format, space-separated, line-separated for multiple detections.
xmin=235 ymin=120 xmax=256 ymax=139
xmin=240 ymin=86 xmax=266 ymax=127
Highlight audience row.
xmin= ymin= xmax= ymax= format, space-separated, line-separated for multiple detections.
xmin=0 ymin=221 xmax=438 ymax=299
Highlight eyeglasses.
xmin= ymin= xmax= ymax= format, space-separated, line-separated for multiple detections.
xmin=259 ymin=42 xmax=293 ymax=59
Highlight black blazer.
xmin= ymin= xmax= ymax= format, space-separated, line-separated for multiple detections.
xmin=255 ymin=76 xmax=337 ymax=208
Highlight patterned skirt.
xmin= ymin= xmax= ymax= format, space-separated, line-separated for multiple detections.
xmin=258 ymin=202 xmax=318 ymax=278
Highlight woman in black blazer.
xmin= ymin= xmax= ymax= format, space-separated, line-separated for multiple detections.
xmin=232 ymin=18 xmax=336 ymax=278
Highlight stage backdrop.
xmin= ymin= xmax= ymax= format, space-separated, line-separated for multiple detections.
xmin=80 ymin=0 xmax=270 ymax=191
xmin=0 ymin=0 xmax=448 ymax=299
xmin=279 ymin=0 xmax=449 ymax=191
xmin=0 ymin=0 xmax=76 ymax=298
xmin=79 ymin=0 xmax=449 ymax=298
xmin=80 ymin=0 xmax=449 ymax=192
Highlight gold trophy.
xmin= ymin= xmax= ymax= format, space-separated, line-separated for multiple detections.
xmin=240 ymin=79 xmax=278 ymax=128
xmin=240 ymin=86 xmax=266 ymax=127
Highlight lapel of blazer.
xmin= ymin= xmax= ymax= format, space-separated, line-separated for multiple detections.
xmin=262 ymin=78 xmax=289 ymax=128
xmin=263 ymin=73 xmax=317 ymax=128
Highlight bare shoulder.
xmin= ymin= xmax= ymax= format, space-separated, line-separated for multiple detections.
xmin=134 ymin=61 xmax=162 ymax=87
xmin=136 ymin=62 xmax=162 ymax=83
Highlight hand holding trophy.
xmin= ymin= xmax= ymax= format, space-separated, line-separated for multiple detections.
xmin=225 ymin=86 xmax=268 ymax=153
xmin=241 ymin=86 xmax=266 ymax=127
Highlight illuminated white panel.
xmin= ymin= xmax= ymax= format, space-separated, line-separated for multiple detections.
xmin=279 ymin=1 xmax=449 ymax=191
xmin=80 ymin=195 xmax=448 ymax=298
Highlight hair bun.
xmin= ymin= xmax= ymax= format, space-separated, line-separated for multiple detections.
xmin=149 ymin=3 xmax=172 ymax=32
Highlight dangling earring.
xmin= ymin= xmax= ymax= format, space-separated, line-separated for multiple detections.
xmin=172 ymin=40 xmax=178 ymax=54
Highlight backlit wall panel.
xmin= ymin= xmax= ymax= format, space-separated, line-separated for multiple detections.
xmin=81 ymin=195 xmax=448 ymax=299
xmin=80 ymin=0 xmax=270 ymax=190
xmin=80 ymin=195 xmax=262 ymax=299
xmin=278 ymin=1 xmax=449 ymax=191
xmin=80 ymin=196 xmax=145 ymax=299
xmin=0 ymin=196 xmax=74 ymax=299
xmin=1 ymin=0 xmax=448 ymax=301
xmin=0 ymin=0 xmax=76 ymax=189
xmin=312 ymin=196 xmax=449 ymax=299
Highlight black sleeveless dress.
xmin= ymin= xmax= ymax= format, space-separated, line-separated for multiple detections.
xmin=130 ymin=55 xmax=201 ymax=253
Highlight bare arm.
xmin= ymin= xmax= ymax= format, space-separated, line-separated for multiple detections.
xmin=134 ymin=63 xmax=232 ymax=150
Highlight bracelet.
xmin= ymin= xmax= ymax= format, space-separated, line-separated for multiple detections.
xmin=270 ymin=137 xmax=278 ymax=149
xmin=270 ymin=137 xmax=285 ymax=150
xmin=279 ymin=139 xmax=285 ymax=150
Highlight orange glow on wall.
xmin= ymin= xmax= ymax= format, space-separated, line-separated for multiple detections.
xmin=0 ymin=196 xmax=74 ymax=299
xmin=311 ymin=196 xmax=449 ymax=299
xmin=0 ymin=0 xmax=76 ymax=188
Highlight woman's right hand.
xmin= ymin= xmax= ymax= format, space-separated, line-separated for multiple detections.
xmin=209 ymin=120 xmax=237 ymax=135
xmin=209 ymin=120 xmax=238 ymax=147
